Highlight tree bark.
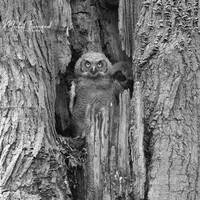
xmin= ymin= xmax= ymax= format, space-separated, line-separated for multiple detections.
xmin=83 ymin=90 xmax=131 ymax=200
xmin=0 ymin=0 xmax=72 ymax=199
xmin=134 ymin=1 xmax=200 ymax=199
xmin=70 ymin=0 xmax=128 ymax=62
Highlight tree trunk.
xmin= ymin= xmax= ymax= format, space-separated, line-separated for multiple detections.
xmin=0 ymin=0 xmax=72 ymax=199
xmin=83 ymin=90 xmax=131 ymax=200
xmin=134 ymin=1 xmax=200 ymax=199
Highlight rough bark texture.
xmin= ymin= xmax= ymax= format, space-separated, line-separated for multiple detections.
xmin=82 ymin=90 xmax=132 ymax=200
xmin=0 ymin=0 xmax=72 ymax=199
xmin=70 ymin=0 xmax=128 ymax=62
xmin=119 ymin=0 xmax=143 ymax=57
xmin=134 ymin=0 xmax=200 ymax=199
xmin=129 ymin=81 xmax=146 ymax=200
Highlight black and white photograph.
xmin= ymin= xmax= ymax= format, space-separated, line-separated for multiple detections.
xmin=0 ymin=0 xmax=199 ymax=199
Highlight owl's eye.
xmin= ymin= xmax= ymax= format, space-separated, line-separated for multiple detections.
xmin=97 ymin=61 xmax=103 ymax=68
xmin=85 ymin=61 xmax=91 ymax=68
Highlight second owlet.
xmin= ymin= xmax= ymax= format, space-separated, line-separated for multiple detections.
xmin=69 ymin=52 xmax=122 ymax=137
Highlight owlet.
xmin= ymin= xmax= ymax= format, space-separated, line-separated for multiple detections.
xmin=69 ymin=52 xmax=122 ymax=137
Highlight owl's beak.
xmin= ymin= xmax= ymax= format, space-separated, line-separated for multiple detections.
xmin=90 ymin=66 xmax=98 ymax=75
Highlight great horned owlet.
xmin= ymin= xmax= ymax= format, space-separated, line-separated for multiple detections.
xmin=69 ymin=52 xmax=122 ymax=137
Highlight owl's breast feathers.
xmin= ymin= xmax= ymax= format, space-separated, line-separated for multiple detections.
xmin=73 ymin=77 xmax=121 ymax=110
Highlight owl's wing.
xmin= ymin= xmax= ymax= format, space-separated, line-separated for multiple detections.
xmin=69 ymin=80 xmax=76 ymax=114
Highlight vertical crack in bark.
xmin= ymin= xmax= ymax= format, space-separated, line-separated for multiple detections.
xmin=143 ymin=125 xmax=153 ymax=200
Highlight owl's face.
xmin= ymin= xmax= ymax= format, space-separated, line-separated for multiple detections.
xmin=75 ymin=52 xmax=112 ymax=79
